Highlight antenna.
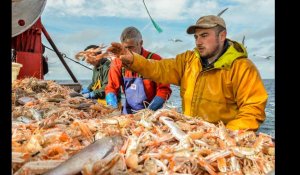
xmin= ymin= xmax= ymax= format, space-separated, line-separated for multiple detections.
xmin=217 ymin=8 xmax=228 ymax=17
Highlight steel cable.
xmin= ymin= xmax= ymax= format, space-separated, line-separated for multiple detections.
xmin=43 ymin=44 xmax=92 ymax=70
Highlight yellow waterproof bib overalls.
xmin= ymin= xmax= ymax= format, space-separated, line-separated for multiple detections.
xmin=92 ymin=77 xmax=122 ymax=108
xmin=91 ymin=78 xmax=107 ymax=105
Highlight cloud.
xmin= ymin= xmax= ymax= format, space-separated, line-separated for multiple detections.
xmin=253 ymin=61 xmax=275 ymax=79
xmin=42 ymin=0 xmax=274 ymax=79
xmin=45 ymin=0 xmax=146 ymax=18
xmin=44 ymin=0 xmax=218 ymax=20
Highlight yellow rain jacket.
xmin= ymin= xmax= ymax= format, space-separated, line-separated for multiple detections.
xmin=129 ymin=39 xmax=268 ymax=131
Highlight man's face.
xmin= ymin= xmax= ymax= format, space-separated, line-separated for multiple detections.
xmin=122 ymin=38 xmax=142 ymax=54
xmin=194 ymin=28 xmax=225 ymax=59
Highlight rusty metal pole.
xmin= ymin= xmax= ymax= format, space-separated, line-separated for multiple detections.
xmin=41 ymin=23 xmax=79 ymax=83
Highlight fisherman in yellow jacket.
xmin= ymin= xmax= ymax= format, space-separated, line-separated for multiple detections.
xmin=106 ymin=14 xmax=268 ymax=131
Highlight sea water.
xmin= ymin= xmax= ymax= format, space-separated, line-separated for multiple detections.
xmin=54 ymin=79 xmax=275 ymax=138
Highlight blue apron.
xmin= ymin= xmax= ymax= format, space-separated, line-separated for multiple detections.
xmin=122 ymin=52 xmax=154 ymax=114
xmin=122 ymin=77 xmax=147 ymax=114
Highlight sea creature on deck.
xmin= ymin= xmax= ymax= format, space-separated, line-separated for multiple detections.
xmin=75 ymin=43 xmax=109 ymax=64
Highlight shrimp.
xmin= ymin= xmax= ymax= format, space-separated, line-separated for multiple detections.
xmin=124 ymin=136 xmax=140 ymax=170
xmin=159 ymin=116 xmax=192 ymax=149
xmin=75 ymin=44 xmax=113 ymax=64
xmin=204 ymin=149 xmax=231 ymax=163
xmin=198 ymin=155 xmax=217 ymax=175
xmin=159 ymin=116 xmax=186 ymax=141
xmin=217 ymin=157 xmax=227 ymax=173
xmin=234 ymin=131 xmax=256 ymax=143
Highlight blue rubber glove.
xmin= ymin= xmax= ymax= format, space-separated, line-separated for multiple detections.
xmin=88 ymin=91 xmax=96 ymax=99
xmin=81 ymin=87 xmax=90 ymax=94
xmin=82 ymin=93 xmax=89 ymax=98
xmin=148 ymin=96 xmax=165 ymax=111
xmin=82 ymin=91 xmax=95 ymax=99
xmin=106 ymin=93 xmax=118 ymax=109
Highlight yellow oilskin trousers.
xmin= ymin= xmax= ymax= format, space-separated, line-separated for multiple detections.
xmin=93 ymin=79 xmax=121 ymax=108
xmin=92 ymin=79 xmax=106 ymax=105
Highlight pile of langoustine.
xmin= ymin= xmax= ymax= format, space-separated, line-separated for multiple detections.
xmin=74 ymin=43 xmax=117 ymax=65
xmin=12 ymin=77 xmax=119 ymax=173
xmin=12 ymin=78 xmax=275 ymax=175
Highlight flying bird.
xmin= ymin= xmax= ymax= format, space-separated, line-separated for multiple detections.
xmin=242 ymin=36 xmax=245 ymax=45
xmin=217 ymin=8 xmax=228 ymax=17
xmin=242 ymin=35 xmax=247 ymax=48
xmin=264 ymin=56 xmax=272 ymax=60
xmin=168 ymin=38 xmax=183 ymax=42
xmin=253 ymin=54 xmax=273 ymax=60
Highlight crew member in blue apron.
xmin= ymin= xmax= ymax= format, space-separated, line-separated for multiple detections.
xmin=105 ymin=26 xmax=172 ymax=114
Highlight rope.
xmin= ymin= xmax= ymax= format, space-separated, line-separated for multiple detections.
xmin=43 ymin=44 xmax=92 ymax=70
xmin=142 ymin=0 xmax=163 ymax=33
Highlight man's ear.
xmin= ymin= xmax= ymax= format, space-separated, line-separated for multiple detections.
xmin=140 ymin=40 xmax=143 ymax=46
xmin=220 ymin=30 xmax=227 ymax=42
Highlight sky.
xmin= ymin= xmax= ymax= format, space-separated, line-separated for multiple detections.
xmin=40 ymin=0 xmax=275 ymax=80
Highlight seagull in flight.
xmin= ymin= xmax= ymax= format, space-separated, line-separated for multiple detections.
xmin=242 ymin=36 xmax=245 ymax=45
xmin=168 ymin=38 xmax=183 ymax=42
xmin=253 ymin=54 xmax=273 ymax=60
xmin=217 ymin=8 xmax=229 ymax=17
xmin=242 ymin=35 xmax=247 ymax=48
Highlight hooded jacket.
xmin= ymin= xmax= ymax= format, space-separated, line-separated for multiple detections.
xmin=105 ymin=47 xmax=172 ymax=103
xmin=87 ymin=58 xmax=111 ymax=99
xmin=128 ymin=39 xmax=268 ymax=131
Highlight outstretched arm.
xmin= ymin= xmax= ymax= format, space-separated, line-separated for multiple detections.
xmin=107 ymin=42 xmax=188 ymax=85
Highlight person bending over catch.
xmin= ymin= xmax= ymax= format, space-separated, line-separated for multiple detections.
xmin=105 ymin=26 xmax=172 ymax=114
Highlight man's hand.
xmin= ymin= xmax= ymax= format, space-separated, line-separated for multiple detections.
xmin=107 ymin=42 xmax=134 ymax=67
xmin=82 ymin=91 xmax=96 ymax=99
xmin=80 ymin=87 xmax=90 ymax=94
